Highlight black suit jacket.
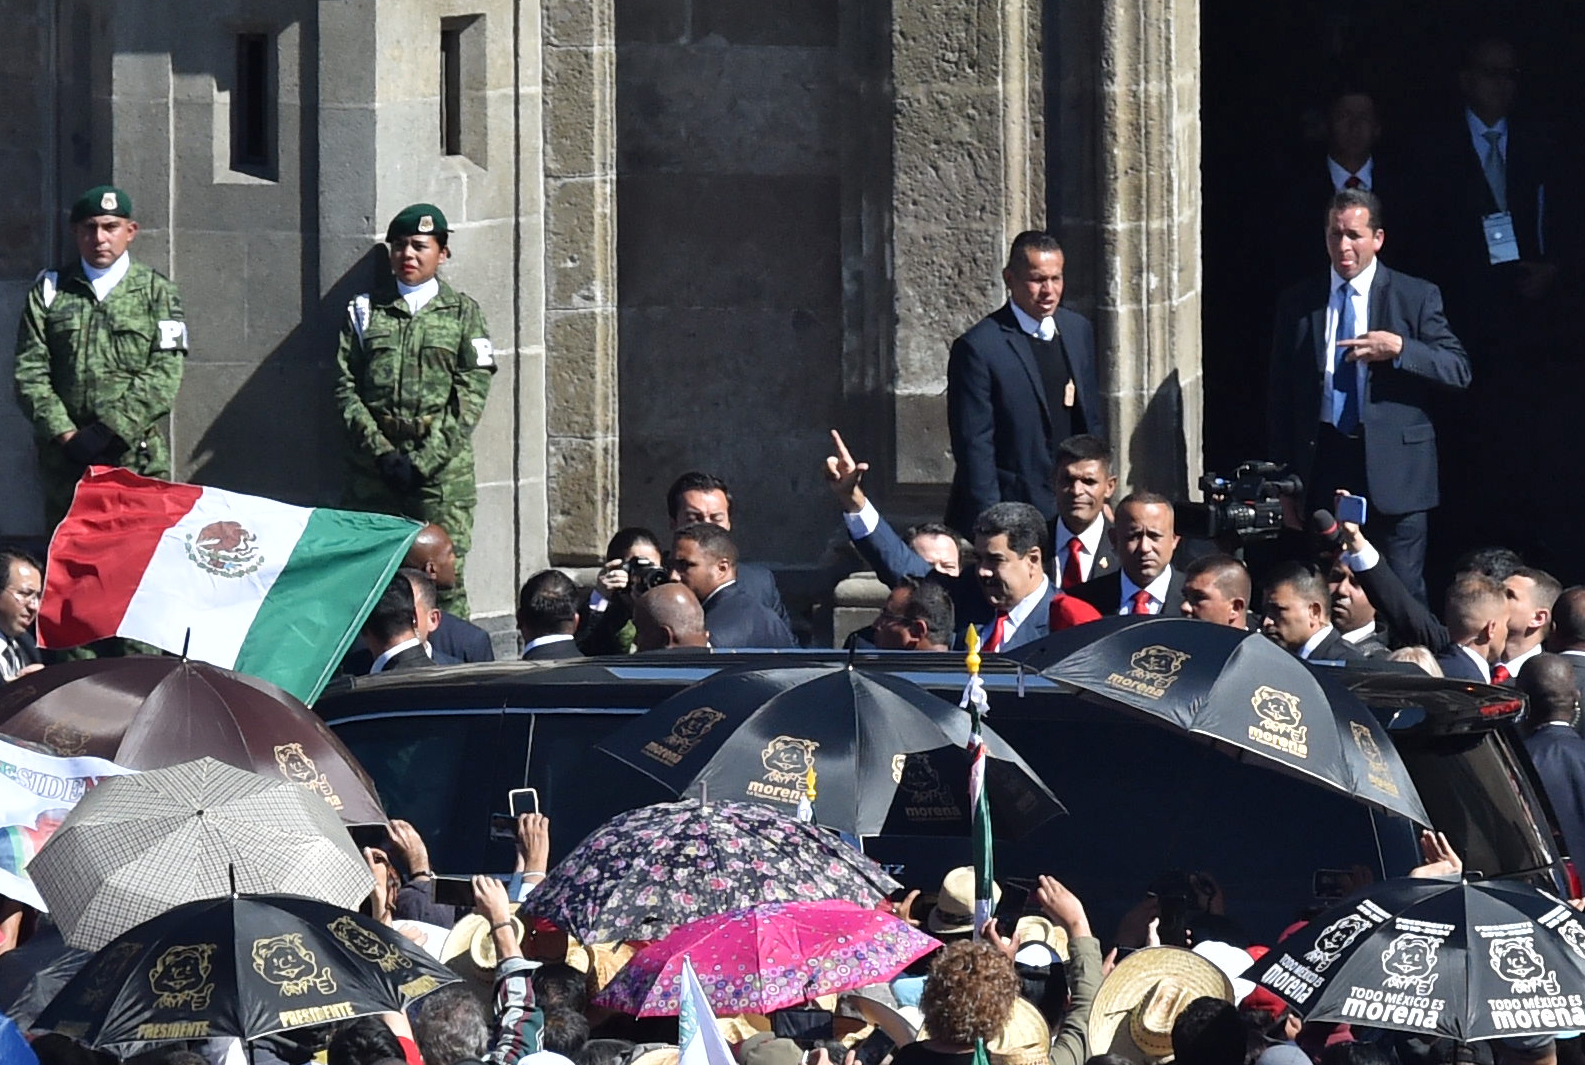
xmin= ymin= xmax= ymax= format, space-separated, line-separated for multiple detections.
xmin=521 ymin=638 xmax=584 ymax=660
xmin=341 ymin=641 xmax=458 ymax=676
xmin=736 ymin=562 xmax=793 ymax=630
xmin=1070 ymin=568 xmax=1186 ymax=617
xmin=1051 ymin=517 xmax=1120 ymax=588
xmin=377 ymin=644 xmax=435 ymax=674
xmin=946 ymin=304 xmax=1106 ymax=534
xmin=431 ymin=611 xmax=494 ymax=663
xmin=1436 ymin=646 xmax=1489 ymax=682
xmin=1268 ymin=264 xmax=1470 ymax=515
xmin=1354 ymin=558 xmax=1451 ymax=654
xmin=5 ymin=632 xmax=41 ymax=669
xmin=702 ymin=582 xmax=797 ymax=649
xmin=1306 ymin=627 xmax=1367 ymax=663
xmin=849 ymin=510 xmax=1056 ymax=650
xmin=1526 ymin=725 xmax=1585 ymax=865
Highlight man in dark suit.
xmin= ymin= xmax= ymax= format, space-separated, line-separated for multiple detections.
xmin=945 ymin=231 xmax=1106 ymax=535
xmin=1546 ymin=587 xmax=1585 ymax=713
xmin=1268 ymin=188 xmax=1470 ymax=604
xmin=666 ymin=472 xmax=792 ymax=631
xmin=825 ymin=430 xmax=1092 ymax=651
xmin=1337 ymin=522 xmax=1508 ymax=683
xmin=0 ymin=549 xmax=43 ymax=682
xmin=1327 ymin=559 xmax=1390 ymax=657
xmin=517 ymin=569 xmax=585 ymax=660
xmin=1051 ymin=434 xmax=1120 ymax=591
xmin=670 ymin=524 xmax=795 ymax=649
xmin=1070 ymin=493 xmax=1187 ymax=617
xmin=360 ymin=577 xmax=438 ymax=675
xmin=1520 ymin=655 xmax=1585 ymax=863
xmin=1260 ymin=561 xmax=1364 ymax=662
xmin=405 ymin=523 xmax=494 ymax=662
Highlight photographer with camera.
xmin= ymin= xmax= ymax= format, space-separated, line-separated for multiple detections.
xmin=575 ymin=527 xmax=669 ymax=655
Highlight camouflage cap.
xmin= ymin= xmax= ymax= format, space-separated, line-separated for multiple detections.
xmin=385 ymin=203 xmax=449 ymax=242
xmin=69 ymin=185 xmax=132 ymax=224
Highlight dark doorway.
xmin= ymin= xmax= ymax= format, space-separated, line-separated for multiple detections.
xmin=1201 ymin=0 xmax=1585 ymax=582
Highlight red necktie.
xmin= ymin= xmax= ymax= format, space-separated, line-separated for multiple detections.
xmin=1130 ymin=589 xmax=1154 ymax=615
xmin=986 ymin=612 xmax=1009 ymax=652
xmin=1343 ymin=175 xmax=1363 ymax=189
xmin=1062 ymin=538 xmax=1085 ymax=589
xmin=1493 ymin=664 xmax=1512 ymax=684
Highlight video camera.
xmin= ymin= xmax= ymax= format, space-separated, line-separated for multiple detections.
xmin=1174 ymin=461 xmax=1303 ymax=545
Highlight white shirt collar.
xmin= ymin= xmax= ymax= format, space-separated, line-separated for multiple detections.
xmin=1054 ymin=512 xmax=1106 ymax=555
xmin=1008 ymin=300 xmax=1057 ymax=342
xmin=1298 ymin=624 xmax=1336 ymax=660
xmin=998 ymin=576 xmax=1051 ymax=639
xmin=1503 ymin=643 xmax=1544 ymax=674
xmin=1329 ymin=255 xmax=1379 ymax=299
xmin=523 ymin=633 xmax=575 ymax=654
xmin=81 ymin=252 xmax=131 ymax=301
xmin=1118 ymin=566 xmax=1175 ymax=615
xmin=1562 ymin=649 xmax=1585 ymax=659
xmin=396 ymin=276 xmax=440 ymax=315
xmin=1341 ymin=621 xmax=1378 ymax=645
xmin=370 ymin=636 xmax=426 ymax=674
xmin=1326 ymin=156 xmax=1374 ymax=191
xmin=702 ymin=578 xmax=737 ymax=606
xmin=1458 ymin=643 xmax=1492 ymax=683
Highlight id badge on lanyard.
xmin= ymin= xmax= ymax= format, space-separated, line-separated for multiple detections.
xmin=1484 ymin=211 xmax=1520 ymax=264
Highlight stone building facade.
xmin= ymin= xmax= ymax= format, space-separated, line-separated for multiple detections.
xmin=0 ymin=0 xmax=1201 ymax=623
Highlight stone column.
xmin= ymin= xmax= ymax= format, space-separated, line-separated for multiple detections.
xmin=887 ymin=0 xmax=1045 ymax=494
xmin=1084 ymin=0 xmax=1203 ymax=497
xmin=542 ymin=0 xmax=618 ymax=565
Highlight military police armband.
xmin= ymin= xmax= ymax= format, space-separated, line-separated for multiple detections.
xmin=471 ymin=338 xmax=495 ymax=368
xmin=157 ymin=320 xmax=189 ymax=351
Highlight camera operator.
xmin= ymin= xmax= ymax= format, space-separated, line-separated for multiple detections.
xmin=574 ymin=527 xmax=668 ymax=655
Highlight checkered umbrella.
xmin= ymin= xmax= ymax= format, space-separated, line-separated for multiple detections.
xmin=27 ymin=758 xmax=374 ymax=951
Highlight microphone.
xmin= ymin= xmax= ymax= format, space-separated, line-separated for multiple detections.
xmin=1310 ymin=509 xmax=1343 ymax=552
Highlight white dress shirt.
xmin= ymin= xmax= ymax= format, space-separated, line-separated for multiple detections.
xmin=1322 ymin=257 xmax=1377 ymax=428
xmin=1341 ymin=621 xmax=1379 ymax=646
xmin=1118 ymin=567 xmax=1175 ymax=615
xmin=1458 ymin=643 xmax=1492 ymax=683
xmin=523 ymin=633 xmax=576 ymax=655
xmin=1327 ymin=156 xmax=1375 ymax=192
xmin=1008 ymin=300 xmax=1056 ymax=341
xmin=1054 ymin=514 xmax=1106 ymax=584
xmin=81 ymin=252 xmax=131 ymax=302
xmin=1503 ymin=643 xmax=1543 ymax=676
xmin=1298 ymin=625 xmax=1337 ymax=660
xmin=396 ymin=276 xmax=440 ymax=315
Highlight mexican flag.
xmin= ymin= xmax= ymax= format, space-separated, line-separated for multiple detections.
xmin=960 ymin=625 xmax=994 ymax=941
xmin=39 ymin=467 xmax=422 ymax=703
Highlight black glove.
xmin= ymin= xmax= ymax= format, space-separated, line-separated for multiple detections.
xmin=376 ymin=451 xmax=419 ymax=492
xmin=61 ymin=422 xmax=124 ymax=465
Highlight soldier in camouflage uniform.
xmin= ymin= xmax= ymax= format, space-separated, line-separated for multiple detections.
xmin=13 ymin=185 xmax=187 ymax=531
xmin=334 ymin=203 xmax=495 ymax=617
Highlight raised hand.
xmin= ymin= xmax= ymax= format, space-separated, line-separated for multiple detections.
xmin=823 ymin=429 xmax=870 ymax=513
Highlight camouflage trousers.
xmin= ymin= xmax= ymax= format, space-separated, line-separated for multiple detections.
xmin=343 ymin=457 xmax=478 ymax=617
xmin=37 ymin=431 xmax=170 ymax=532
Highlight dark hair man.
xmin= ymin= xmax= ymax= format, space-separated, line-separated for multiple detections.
xmin=397 ymin=567 xmax=460 ymax=666
xmin=360 ymin=577 xmax=430 ymax=674
xmin=904 ymin=521 xmax=963 ymax=577
xmin=1051 ymin=434 xmax=1120 ymax=590
xmin=1546 ymin=587 xmax=1585 ymax=712
xmin=671 ymin=524 xmax=795 ymax=649
xmin=1328 ymin=558 xmax=1389 ymax=656
xmin=632 ymin=584 xmax=711 ymax=652
xmin=1501 ymin=566 xmax=1561 ymax=677
xmin=944 ymin=231 xmax=1107 ymax=536
xmin=1179 ymin=554 xmax=1250 ymax=629
xmin=517 ymin=570 xmax=584 ymax=660
xmin=826 ymin=430 xmax=1097 ymax=651
xmin=0 ymin=550 xmax=44 ymax=682
xmin=1171 ymin=998 xmax=1246 ymax=1065
xmin=1521 ymin=655 xmax=1585 ymax=872
xmin=406 ymin=524 xmax=494 ymax=662
xmin=1071 ymin=492 xmax=1186 ymax=616
xmin=1267 ymin=188 xmax=1470 ymax=606
xmin=664 ymin=471 xmax=792 ymax=630
xmin=1261 ymin=561 xmax=1364 ymax=661
xmin=873 ymin=578 xmax=955 ymax=651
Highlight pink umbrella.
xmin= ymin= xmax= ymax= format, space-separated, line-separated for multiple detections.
xmin=593 ymin=899 xmax=939 ymax=1017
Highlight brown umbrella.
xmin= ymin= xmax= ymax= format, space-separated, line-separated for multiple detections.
xmin=0 ymin=657 xmax=385 ymax=825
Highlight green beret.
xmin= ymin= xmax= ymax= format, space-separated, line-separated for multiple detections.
xmin=385 ymin=203 xmax=448 ymax=241
xmin=69 ymin=185 xmax=132 ymax=224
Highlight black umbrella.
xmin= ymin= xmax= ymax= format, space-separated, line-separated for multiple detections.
xmin=1004 ymin=616 xmax=1429 ymax=823
xmin=33 ymin=894 xmax=458 ymax=1051
xmin=596 ymin=664 xmax=1063 ymax=838
xmin=0 ymin=923 xmax=87 ymax=1031
xmin=1252 ymin=876 xmax=1585 ymax=1041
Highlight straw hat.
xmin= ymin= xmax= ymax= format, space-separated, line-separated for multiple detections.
xmin=564 ymin=936 xmax=636 ymax=991
xmin=918 ymin=994 xmax=1050 ymax=1065
xmin=440 ymin=913 xmax=526 ymax=993
xmin=629 ymin=1048 xmax=679 ymax=1065
xmin=927 ymin=867 xmax=1002 ymax=935
xmin=1011 ymin=915 xmax=1069 ymax=963
xmin=1086 ymin=947 xmax=1234 ymax=1065
xmin=838 ymin=992 xmax=922 ymax=1047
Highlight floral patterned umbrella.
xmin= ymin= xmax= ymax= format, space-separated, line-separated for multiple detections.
xmin=521 ymin=799 xmax=899 ymax=944
xmin=594 ymin=900 xmax=939 ymax=1016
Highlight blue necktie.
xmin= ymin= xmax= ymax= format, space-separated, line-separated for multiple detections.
xmin=1334 ymin=282 xmax=1360 ymax=435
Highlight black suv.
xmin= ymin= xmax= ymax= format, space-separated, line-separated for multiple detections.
xmin=316 ymin=651 xmax=1565 ymax=944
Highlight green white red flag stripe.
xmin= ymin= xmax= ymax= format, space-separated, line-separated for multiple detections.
xmin=960 ymin=660 xmax=994 ymax=939
xmin=39 ymin=466 xmax=421 ymax=703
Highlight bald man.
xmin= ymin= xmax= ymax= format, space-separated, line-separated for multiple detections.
xmin=406 ymin=523 xmax=494 ymax=662
xmin=633 ymin=584 xmax=711 ymax=652
xmin=1521 ymin=655 xmax=1585 ymax=864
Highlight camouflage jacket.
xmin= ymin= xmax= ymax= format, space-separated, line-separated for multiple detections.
xmin=332 ymin=279 xmax=496 ymax=479
xmin=12 ymin=259 xmax=187 ymax=444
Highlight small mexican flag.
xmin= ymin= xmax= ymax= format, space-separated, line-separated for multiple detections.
xmin=39 ymin=467 xmax=422 ymax=703
xmin=961 ymin=624 xmax=994 ymax=939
